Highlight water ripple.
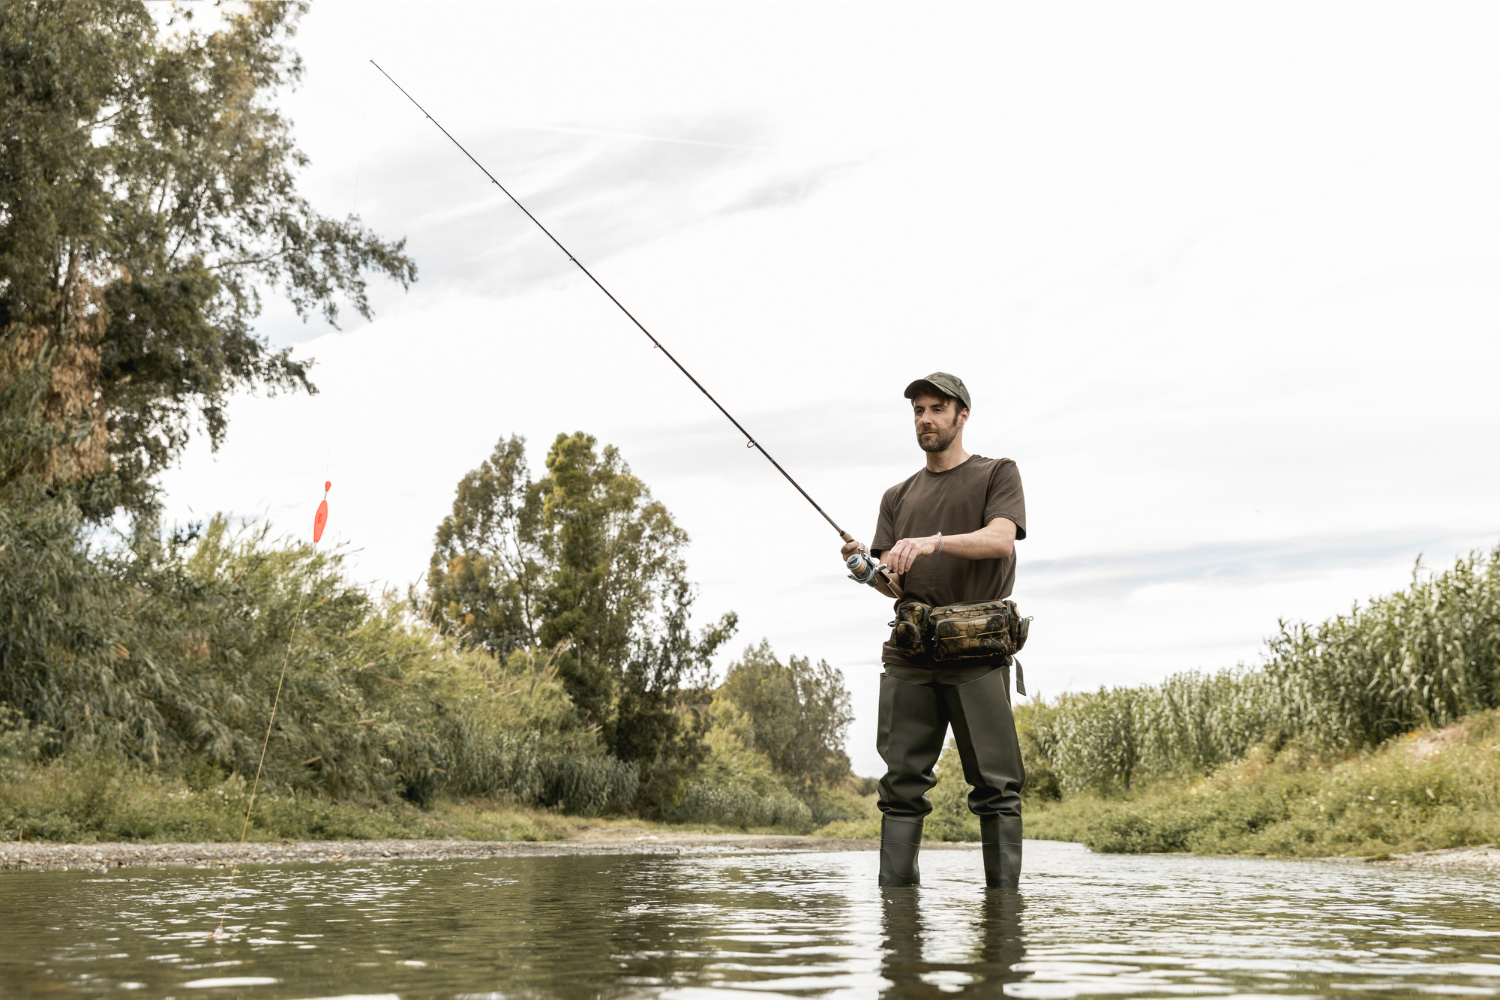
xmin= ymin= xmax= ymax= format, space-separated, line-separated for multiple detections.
xmin=0 ymin=841 xmax=1496 ymax=997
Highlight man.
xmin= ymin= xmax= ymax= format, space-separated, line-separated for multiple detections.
xmin=839 ymin=372 xmax=1027 ymax=889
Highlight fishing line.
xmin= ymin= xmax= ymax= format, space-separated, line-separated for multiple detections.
xmin=209 ymin=482 xmax=332 ymax=941
xmin=367 ymin=61 xmax=897 ymax=597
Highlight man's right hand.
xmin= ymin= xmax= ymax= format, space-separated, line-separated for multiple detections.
xmin=840 ymin=537 xmax=866 ymax=560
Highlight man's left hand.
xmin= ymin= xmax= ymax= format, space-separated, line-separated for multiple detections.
xmin=885 ymin=535 xmax=939 ymax=576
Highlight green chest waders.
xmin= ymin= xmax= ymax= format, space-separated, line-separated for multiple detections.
xmin=875 ymin=663 xmax=1025 ymax=889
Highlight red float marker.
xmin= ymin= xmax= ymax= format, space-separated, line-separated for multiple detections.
xmin=313 ymin=481 xmax=331 ymax=543
xmin=211 ymin=478 xmax=335 ymax=941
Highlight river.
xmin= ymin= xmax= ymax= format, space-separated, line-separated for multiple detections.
xmin=1 ymin=839 xmax=1497 ymax=997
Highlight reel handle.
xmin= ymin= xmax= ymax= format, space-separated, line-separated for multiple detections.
xmin=841 ymin=532 xmax=904 ymax=598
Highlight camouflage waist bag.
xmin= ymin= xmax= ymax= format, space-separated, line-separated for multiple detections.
xmin=889 ymin=599 xmax=1031 ymax=663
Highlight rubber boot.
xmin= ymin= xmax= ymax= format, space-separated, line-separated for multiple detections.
xmin=879 ymin=815 xmax=924 ymax=887
xmin=981 ymin=817 xmax=1023 ymax=889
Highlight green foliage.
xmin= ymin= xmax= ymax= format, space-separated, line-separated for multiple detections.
xmin=1027 ymin=709 xmax=1500 ymax=857
xmin=0 ymin=1 xmax=415 ymax=518
xmin=666 ymin=692 xmax=872 ymax=833
xmin=667 ymin=699 xmax=814 ymax=831
xmin=2 ymin=498 xmax=859 ymax=838
xmin=0 ymin=704 xmax=53 ymax=781
xmin=718 ymin=641 xmax=853 ymax=792
xmin=424 ymin=436 xmax=540 ymax=658
xmin=0 ymin=746 xmax=649 ymax=844
xmin=926 ymin=741 xmax=982 ymax=842
xmin=424 ymin=432 xmax=737 ymax=771
xmin=1266 ymin=550 xmax=1500 ymax=749
xmin=0 ymin=508 xmax=638 ymax=815
xmin=1025 ymin=546 xmax=1500 ymax=796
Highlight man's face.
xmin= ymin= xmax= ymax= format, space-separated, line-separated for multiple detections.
xmin=912 ymin=394 xmax=965 ymax=453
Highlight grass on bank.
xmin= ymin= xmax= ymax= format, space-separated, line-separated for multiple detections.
xmin=0 ymin=745 xmax=884 ymax=845
xmin=1026 ymin=707 xmax=1500 ymax=857
xmin=0 ymin=508 xmax=877 ymax=844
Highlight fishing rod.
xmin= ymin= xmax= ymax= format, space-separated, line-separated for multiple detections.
xmin=371 ymin=61 xmax=901 ymax=597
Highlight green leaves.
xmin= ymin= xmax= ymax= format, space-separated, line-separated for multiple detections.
xmin=718 ymin=640 xmax=853 ymax=792
xmin=1022 ymin=545 xmax=1500 ymax=798
xmin=0 ymin=1 xmax=415 ymax=518
xmin=425 ymin=432 xmax=736 ymax=769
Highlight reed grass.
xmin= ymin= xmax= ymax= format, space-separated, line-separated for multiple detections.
xmin=1027 ymin=708 xmax=1500 ymax=856
xmin=1 ymin=506 xmax=869 ymax=840
xmin=1020 ymin=545 xmax=1500 ymax=796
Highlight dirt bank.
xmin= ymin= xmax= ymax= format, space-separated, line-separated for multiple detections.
xmin=1378 ymin=844 xmax=1500 ymax=872
xmin=7 ymin=836 xmax=1496 ymax=875
xmin=1 ymin=832 xmax=945 ymax=873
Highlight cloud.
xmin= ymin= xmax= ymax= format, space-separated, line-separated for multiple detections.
xmin=1023 ymin=531 xmax=1485 ymax=603
xmin=349 ymin=113 xmax=844 ymax=302
xmin=718 ymin=166 xmax=845 ymax=216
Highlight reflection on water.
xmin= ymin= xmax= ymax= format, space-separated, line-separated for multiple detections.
xmin=1 ymin=840 xmax=1497 ymax=997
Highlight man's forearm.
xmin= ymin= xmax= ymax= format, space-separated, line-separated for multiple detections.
xmin=933 ymin=524 xmax=1014 ymax=560
xmin=880 ymin=517 xmax=1017 ymax=576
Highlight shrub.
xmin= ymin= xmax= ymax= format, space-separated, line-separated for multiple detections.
xmin=1023 ymin=545 xmax=1500 ymax=795
xmin=1026 ymin=709 xmax=1500 ymax=857
xmin=719 ymin=641 xmax=853 ymax=792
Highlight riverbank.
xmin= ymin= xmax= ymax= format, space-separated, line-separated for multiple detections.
xmin=1026 ymin=708 xmax=1500 ymax=860
xmin=2 ymin=830 xmax=933 ymax=873
xmin=6 ymin=833 xmax=1496 ymax=875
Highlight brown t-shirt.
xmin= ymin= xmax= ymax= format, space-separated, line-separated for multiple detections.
xmin=871 ymin=455 xmax=1026 ymax=667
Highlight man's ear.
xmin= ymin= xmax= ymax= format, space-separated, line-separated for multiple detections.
xmin=956 ymin=407 xmax=970 ymax=429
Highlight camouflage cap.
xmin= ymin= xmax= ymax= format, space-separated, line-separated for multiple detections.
xmin=904 ymin=372 xmax=971 ymax=410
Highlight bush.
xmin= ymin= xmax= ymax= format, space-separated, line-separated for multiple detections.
xmin=1026 ymin=709 xmax=1500 ymax=857
xmin=0 ymin=502 xmax=856 ymax=838
xmin=1023 ymin=545 xmax=1500 ymax=795
xmin=719 ymin=641 xmax=854 ymax=792
xmin=0 ymin=511 xmax=628 ymax=816
xmin=926 ymin=741 xmax=982 ymax=842
xmin=671 ymin=780 xmax=814 ymax=831
xmin=664 ymin=696 xmax=819 ymax=831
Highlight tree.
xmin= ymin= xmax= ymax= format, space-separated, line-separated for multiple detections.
xmin=0 ymin=1 xmax=416 ymax=517
xmin=719 ymin=641 xmax=853 ymax=791
xmin=426 ymin=432 xmax=737 ymax=767
xmin=424 ymin=436 xmax=542 ymax=658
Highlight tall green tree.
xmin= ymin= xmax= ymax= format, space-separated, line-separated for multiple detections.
xmin=427 ymin=432 xmax=737 ymax=767
xmin=0 ymin=1 xmax=415 ymax=517
xmin=720 ymin=641 xmax=853 ymax=791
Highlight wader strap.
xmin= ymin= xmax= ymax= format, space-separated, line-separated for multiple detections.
xmin=1014 ymin=658 xmax=1026 ymax=697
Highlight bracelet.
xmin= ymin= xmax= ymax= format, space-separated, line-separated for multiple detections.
xmin=936 ymin=531 xmax=943 ymax=553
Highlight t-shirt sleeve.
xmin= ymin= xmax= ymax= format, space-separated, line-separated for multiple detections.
xmin=871 ymin=489 xmax=896 ymax=556
xmin=985 ymin=459 xmax=1027 ymax=540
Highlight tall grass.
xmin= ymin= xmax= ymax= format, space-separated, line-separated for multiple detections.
xmin=0 ymin=511 xmax=634 ymax=818
xmin=1027 ymin=708 xmax=1500 ymax=856
xmin=2 ymin=505 xmax=871 ymax=840
xmin=1022 ymin=546 xmax=1500 ymax=796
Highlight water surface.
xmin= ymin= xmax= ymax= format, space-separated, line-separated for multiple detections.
xmin=2 ymin=840 xmax=1497 ymax=997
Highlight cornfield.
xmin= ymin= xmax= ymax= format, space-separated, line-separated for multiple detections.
xmin=1023 ymin=545 xmax=1500 ymax=796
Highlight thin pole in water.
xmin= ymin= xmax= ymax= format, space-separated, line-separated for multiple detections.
xmin=208 ymin=482 xmax=332 ymax=941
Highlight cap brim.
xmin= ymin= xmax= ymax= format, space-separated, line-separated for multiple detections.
xmin=904 ymin=379 xmax=945 ymax=400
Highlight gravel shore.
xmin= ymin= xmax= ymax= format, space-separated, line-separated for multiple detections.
xmin=0 ymin=833 xmax=907 ymax=873
xmin=4 ymin=837 xmax=1495 ymax=874
xmin=1370 ymin=844 xmax=1500 ymax=872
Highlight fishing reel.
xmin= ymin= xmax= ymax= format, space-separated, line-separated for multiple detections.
xmin=846 ymin=549 xmax=890 ymax=587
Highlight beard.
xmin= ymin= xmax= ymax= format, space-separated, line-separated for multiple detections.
xmin=917 ymin=417 xmax=961 ymax=453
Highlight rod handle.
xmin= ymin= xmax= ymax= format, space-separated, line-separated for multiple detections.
xmin=881 ymin=570 xmax=905 ymax=599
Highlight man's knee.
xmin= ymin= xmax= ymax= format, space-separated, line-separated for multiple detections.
xmin=946 ymin=667 xmax=1025 ymax=820
xmin=876 ymin=672 xmax=948 ymax=817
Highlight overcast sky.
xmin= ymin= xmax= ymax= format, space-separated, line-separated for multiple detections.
xmin=159 ymin=1 xmax=1500 ymax=777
